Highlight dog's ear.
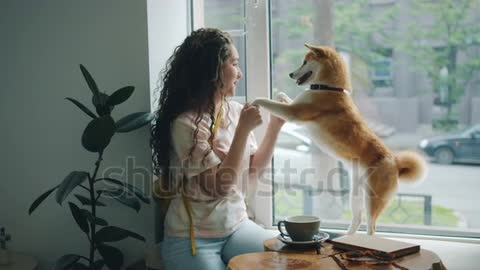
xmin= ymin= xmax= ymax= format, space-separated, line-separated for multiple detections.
xmin=304 ymin=44 xmax=328 ymax=57
xmin=304 ymin=43 xmax=314 ymax=50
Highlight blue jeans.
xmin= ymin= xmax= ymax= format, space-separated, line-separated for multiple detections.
xmin=160 ymin=219 xmax=275 ymax=270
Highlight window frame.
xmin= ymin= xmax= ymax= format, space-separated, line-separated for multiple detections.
xmin=243 ymin=0 xmax=273 ymax=228
xmin=191 ymin=0 xmax=274 ymax=228
xmin=190 ymin=0 xmax=480 ymax=239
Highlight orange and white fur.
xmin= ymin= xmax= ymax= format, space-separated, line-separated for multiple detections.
xmin=252 ymin=44 xmax=427 ymax=235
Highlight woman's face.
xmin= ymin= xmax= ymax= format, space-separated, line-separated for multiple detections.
xmin=218 ymin=44 xmax=243 ymax=97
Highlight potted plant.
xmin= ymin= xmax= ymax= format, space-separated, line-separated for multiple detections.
xmin=28 ymin=65 xmax=152 ymax=270
xmin=0 ymin=227 xmax=12 ymax=265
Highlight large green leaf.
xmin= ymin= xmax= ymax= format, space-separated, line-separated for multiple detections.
xmin=107 ymin=86 xmax=134 ymax=106
xmin=54 ymin=254 xmax=81 ymax=270
xmin=80 ymin=209 xmax=108 ymax=226
xmin=92 ymin=92 xmax=113 ymax=116
xmin=100 ymin=189 xmax=140 ymax=212
xmin=94 ymin=260 xmax=105 ymax=270
xmin=96 ymin=226 xmax=145 ymax=243
xmin=115 ymin=112 xmax=153 ymax=133
xmin=131 ymin=189 xmax=150 ymax=204
xmin=69 ymin=202 xmax=89 ymax=234
xmin=56 ymin=171 xmax=89 ymax=205
xmin=28 ymin=185 xmax=58 ymax=215
xmin=65 ymin=98 xmax=97 ymax=119
xmin=80 ymin=64 xmax=99 ymax=95
xmin=74 ymin=194 xmax=106 ymax=207
xmin=99 ymin=178 xmax=150 ymax=204
xmin=80 ymin=64 xmax=110 ymax=116
xmin=81 ymin=115 xmax=116 ymax=153
xmin=97 ymin=244 xmax=123 ymax=270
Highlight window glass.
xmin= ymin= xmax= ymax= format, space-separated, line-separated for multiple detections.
xmin=195 ymin=0 xmax=247 ymax=100
xmin=277 ymin=130 xmax=307 ymax=149
xmin=271 ymin=0 xmax=480 ymax=236
xmin=204 ymin=0 xmax=245 ymax=30
xmin=195 ymin=0 xmax=480 ymax=236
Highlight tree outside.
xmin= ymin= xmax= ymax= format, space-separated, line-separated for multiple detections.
xmin=397 ymin=0 xmax=480 ymax=130
xmin=271 ymin=0 xmax=397 ymax=97
xmin=197 ymin=0 xmax=480 ymax=234
xmin=271 ymin=0 xmax=480 ymax=130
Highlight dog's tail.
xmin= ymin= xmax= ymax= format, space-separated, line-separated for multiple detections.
xmin=395 ymin=151 xmax=427 ymax=183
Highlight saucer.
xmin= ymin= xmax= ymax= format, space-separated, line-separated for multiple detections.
xmin=276 ymin=231 xmax=330 ymax=246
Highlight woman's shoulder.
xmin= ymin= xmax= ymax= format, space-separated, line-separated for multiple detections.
xmin=172 ymin=112 xmax=211 ymax=132
xmin=173 ymin=112 xmax=195 ymax=127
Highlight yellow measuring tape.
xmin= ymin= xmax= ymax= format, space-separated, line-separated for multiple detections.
xmin=183 ymin=101 xmax=224 ymax=256
xmin=182 ymin=195 xmax=197 ymax=256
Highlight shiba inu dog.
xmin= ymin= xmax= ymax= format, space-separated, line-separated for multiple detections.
xmin=252 ymin=44 xmax=427 ymax=235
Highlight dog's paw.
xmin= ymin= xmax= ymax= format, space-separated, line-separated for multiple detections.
xmin=275 ymin=92 xmax=293 ymax=103
xmin=346 ymin=229 xmax=356 ymax=235
xmin=346 ymin=224 xmax=360 ymax=235
xmin=251 ymin=98 xmax=267 ymax=107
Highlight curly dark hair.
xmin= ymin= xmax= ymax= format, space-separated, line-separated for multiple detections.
xmin=150 ymin=28 xmax=233 ymax=183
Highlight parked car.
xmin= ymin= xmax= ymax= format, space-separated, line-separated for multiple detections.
xmin=274 ymin=122 xmax=395 ymax=175
xmin=274 ymin=123 xmax=347 ymax=186
xmin=418 ymin=124 xmax=480 ymax=164
xmin=275 ymin=124 xmax=313 ymax=160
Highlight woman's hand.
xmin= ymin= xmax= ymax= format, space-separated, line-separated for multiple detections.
xmin=269 ymin=92 xmax=291 ymax=128
xmin=238 ymin=103 xmax=263 ymax=132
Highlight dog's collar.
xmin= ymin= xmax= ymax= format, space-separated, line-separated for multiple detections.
xmin=310 ymin=84 xmax=350 ymax=94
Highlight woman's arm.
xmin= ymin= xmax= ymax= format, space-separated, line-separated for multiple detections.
xmin=249 ymin=120 xmax=284 ymax=177
xmin=196 ymin=105 xmax=262 ymax=197
xmin=250 ymin=94 xmax=289 ymax=176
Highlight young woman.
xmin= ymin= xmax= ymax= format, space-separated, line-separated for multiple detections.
xmin=151 ymin=28 xmax=284 ymax=270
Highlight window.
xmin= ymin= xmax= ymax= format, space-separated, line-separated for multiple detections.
xmin=193 ymin=0 xmax=480 ymax=238
xmin=192 ymin=0 xmax=248 ymax=102
xmin=371 ymin=49 xmax=393 ymax=88
xmin=372 ymin=58 xmax=393 ymax=81
xmin=191 ymin=0 xmax=272 ymax=226
xmin=276 ymin=124 xmax=311 ymax=151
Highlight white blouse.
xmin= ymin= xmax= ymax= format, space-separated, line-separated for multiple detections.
xmin=164 ymin=100 xmax=258 ymax=238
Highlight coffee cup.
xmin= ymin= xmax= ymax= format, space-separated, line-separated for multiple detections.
xmin=277 ymin=215 xmax=320 ymax=242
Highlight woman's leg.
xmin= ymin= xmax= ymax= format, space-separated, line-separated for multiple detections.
xmin=221 ymin=219 xmax=276 ymax=264
xmin=160 ymin=236 xmax=227 ymax=270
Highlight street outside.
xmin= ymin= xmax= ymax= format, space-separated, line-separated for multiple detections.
xmin=273 ymin=126 xmax=480 ymax=232
xmin=398 ymin=162 xmax=480 ymax=229
xmin=384 ymin=130 xmax=480 ymax=231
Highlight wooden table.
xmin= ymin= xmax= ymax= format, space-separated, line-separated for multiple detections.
xmin=227 ymin=237 xmax=446 ymax=270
